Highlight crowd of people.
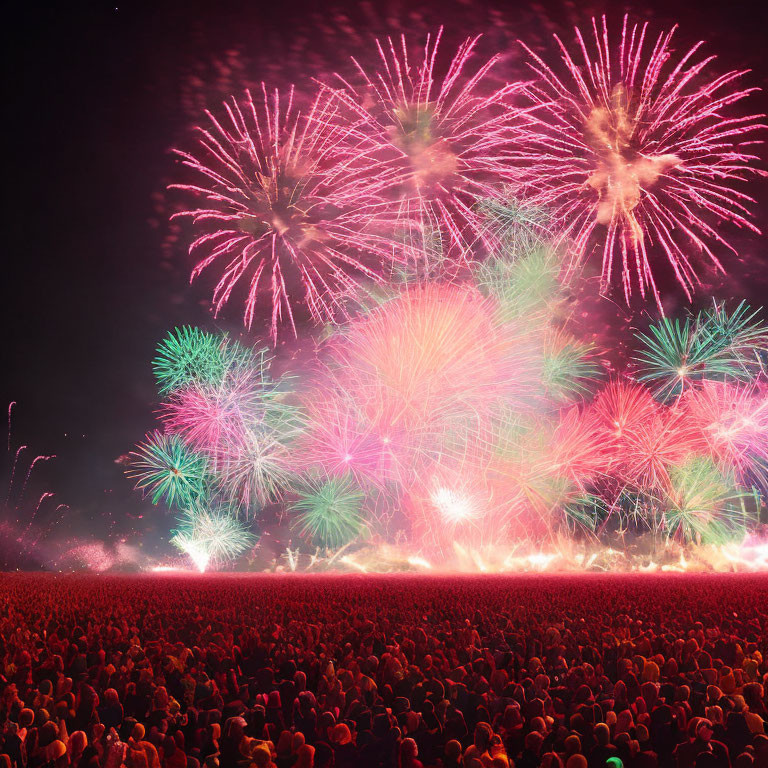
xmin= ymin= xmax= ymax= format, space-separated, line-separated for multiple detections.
xmin=0 ymin=572 xmax=766 ymax=768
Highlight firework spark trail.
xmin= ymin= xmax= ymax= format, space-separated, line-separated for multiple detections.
xmin=617 ymin=405 xmax=705 ymax=492
xmin=7 ymin=402 xmax=14 ymax=452
xmin=153 ymin=326 xmax=234 ymax=395
xmin=160 ymin=381 xmax=302 ymax=516
xmin=327 ymin=29 xmax=527 ymax=268
xmin=511 ymin=15 xmax=765 ymax=306
xmin=5 ymin=446 xmax=27 ymax=506
xmin=18 ymin=455 xmax=55 ymax=507
xmin=22 ymin=492 xmax=55 ymax=540
xmin=2 ymin=404 xmax=66 ymax=568
xmin=172 ymin=84 xmax=410 ymax=343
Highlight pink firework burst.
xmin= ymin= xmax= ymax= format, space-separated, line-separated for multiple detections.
xmin=295 ymin=391 xmax=393 ymax=487
xmin=328 ymin=29 xmax=524 ymax=266
xmin=330 ymin=283 xmax=524 ymax=435
xmin=513 ymin=15 xmax=765 ymax=305
xmin=160 ymin=373 xmax=259 ymax=460
xmin=172 ymin=84 xmax=404 ymax=343
xmin=684 ymin=380 xmax=768 ymax=484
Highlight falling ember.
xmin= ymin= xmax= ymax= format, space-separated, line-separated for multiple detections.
xmin=512 ymin=15 xmax=765 ymax=305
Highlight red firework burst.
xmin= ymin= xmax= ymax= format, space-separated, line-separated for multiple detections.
xmin=328 ymin=29 xmax=524 ymax=266
xmin=620 ymin=406 xmax=705 ymax=491
xmin=549 ymin=405 xmax=613 ymax=484
xmin=592 ymin=380 xmax=659 ymax=442
xmin=590 ymin=380 xmax=701 ymax=491
xmin=512 ymin=15 xmax=765 ymax=305
xmin=172 ymin=84 xmax=404 ymax=343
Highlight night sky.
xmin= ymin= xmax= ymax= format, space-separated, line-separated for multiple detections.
xmin=2 ymin=0 xmax=767 ymax=554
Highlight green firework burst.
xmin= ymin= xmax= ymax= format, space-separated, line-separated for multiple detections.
xmin=291 ymin=474 xmax=365 ymax=549
xmin=153 ymin=326 xmax=272 ymax=395
xmin=541 ymin=339 xmax=601 ymax=403
xmin=635 ymin=302 xmax=768 ymax=402
xmin=664 ymin=456 xmax=758 ymax=545
xmin=153 ymin=326 xmax=230 ymax=395
xmin=127 ymin=431 xmax=208 ymax=508
xmin=476 ymin=248 xmax=562 ymax=324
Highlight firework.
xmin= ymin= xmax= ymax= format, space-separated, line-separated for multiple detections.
xmin=171 ymin=504 xmax=256 ymax=571
xmin=216 ymin=405 xmax=304 ymax=514
xmin=466 ymin=408 xmax=595 ymax=546
xmin=153 ymin=326 xmax=229 ymax=395
xmin=295 ymin=393 xmax=391 ymax=486
xmin=512 ymin=15 xmax=765 ymax=305
xmin=160 ymin=362 xmax=283 ymax=460
xmin=475 ymin=247 xmax=564 ymax=326
xmin=684 ymin=381 xmax=768 ymax=487
xmin=475 ymin=195 xmax=553 ymax=256
xmin=406 ymin=464 xmax=500 ymax=554
xmin=619 ymin=406 xmax=704 ymax=491
xmin=496 ymin=408 xmax=611 ymax=537
xmin=291 ymin=474 xmax=366 ymax=549
xmin=2 ymin=404 xmax=67 ymax=569
xmin=172 ymin=84 xmax=405 ymax=342
xmin=127 ymin=431 xmax=208 ymax=508
xmin=540 ymin=331 xmax=599 ymax=403
xmin=664 ymin=456 xmax=757 ymax=545
xmin=635 ymin=302 xmax=768 ymax=402
xmin=549 ymin=405 xmax=612 ymax=484
xmin=591 ymin=380 xmax=659 ymax=444
xmin=307 ymin=282 xmax=540 ymax=494
xmin=328 ymin=29 xmax=524 ymax=267
xmin=331 ymin=283 xmax=528 ymax=434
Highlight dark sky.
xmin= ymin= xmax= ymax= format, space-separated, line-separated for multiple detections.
xmin=2 ymin=0 xmax=767 ymax=554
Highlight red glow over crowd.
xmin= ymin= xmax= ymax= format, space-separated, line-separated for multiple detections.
xmin=1 ymin=574 xmax=767 ymax=768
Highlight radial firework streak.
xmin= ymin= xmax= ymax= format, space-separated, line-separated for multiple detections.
xmin=172 ymin=85 xmax=405 ymax=342
xmin=328 ymin=29 xmax=525 ymax=265
xmin=512 ymin=15 xmax=765 ymax=304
